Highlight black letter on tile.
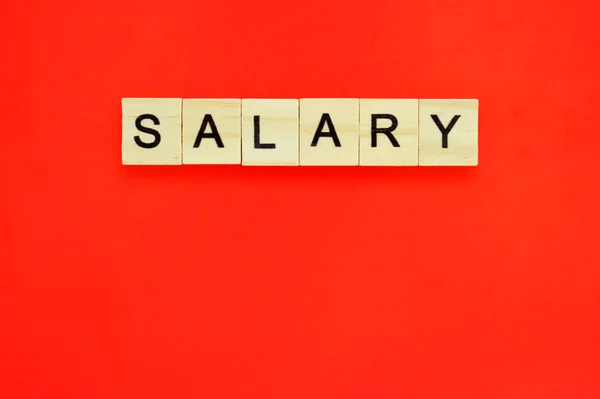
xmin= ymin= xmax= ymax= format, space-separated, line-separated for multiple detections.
xmin=431 ymin=115 xmax=461 ymax=148
xmin=311 ymin=113 xmax=341 ymax=147
xmin=134 ymin=114 xmax=161 ymax=149
xmin=371 ymin=114 xmax=399 ymax=147
xmin=194 ymin=114 xmax=224 ymax=148
xmin=253 ymin=116 xmax=276 ymax=149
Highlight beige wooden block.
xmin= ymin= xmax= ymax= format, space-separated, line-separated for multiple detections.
xmin=182 ymin=99 xmax=241 ymax=164
xmin=419 ymin=99 xmax=478 ymax=166
xmin=300 ymin=99 xmax=359 ymax=165
xmin=241 ymin=99 xmax=299 ymax=166
xmin=122 ymin=98 xmax=182 ymax=165
xmin=359 ymin=99 xmax=418 ymax=166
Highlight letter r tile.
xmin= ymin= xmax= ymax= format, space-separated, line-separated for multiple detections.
xmin=359 ymin=99 xmax=418 ymax=166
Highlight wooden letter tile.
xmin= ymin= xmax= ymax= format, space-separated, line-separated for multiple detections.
xmin=241 ymin=99 xmax=299 ymax=166
xmin=300 ymin=99 xmax=359 ymax=166
xmin=183 ymin=99 xmax=241 ymax=164
xmin=359 ymin=99 xmax=418 ymax=166
xmin=418 ymin=99 xmax=478 ymax=166
xmin=122 ymin=98 xmax=182 ymax=165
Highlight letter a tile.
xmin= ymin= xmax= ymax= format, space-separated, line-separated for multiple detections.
xmin=418 ymin=99 xmax=478 ymax=166
xmin=183 ymin=99 xmax=241 ymax=164
xmin=300 ymin=99 xmax=359 ymax=166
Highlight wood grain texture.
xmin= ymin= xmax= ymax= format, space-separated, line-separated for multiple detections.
xmin=359 ymin=99 xmax=418 ymax=166
xmin=418 ymin=99 xmax=478 ymax=166
xmin=122 ymin=98 xmax=182 ymax=165
xmin=183 ymin=99 xmax=241 ymax=164
xmin=300 ymin=99 xmax=359 ymax=166
xmin=241 ymin=99 xmax=299 ymax=166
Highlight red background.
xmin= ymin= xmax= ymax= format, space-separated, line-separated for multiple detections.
xmin=2 ymin=0 xmax=600 ymax=397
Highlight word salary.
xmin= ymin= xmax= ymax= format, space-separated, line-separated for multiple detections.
xmin=121 ymin=98 xmax=478 ymax=166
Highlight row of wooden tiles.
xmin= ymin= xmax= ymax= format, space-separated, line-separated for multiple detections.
xmin=122 ymin=98 xmax=478 ymax=166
